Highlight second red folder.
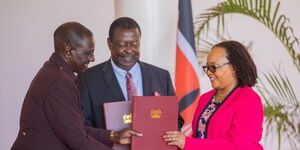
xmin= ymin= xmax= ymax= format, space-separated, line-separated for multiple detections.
xmin=131 ymin=96 xmax=178 ymax=150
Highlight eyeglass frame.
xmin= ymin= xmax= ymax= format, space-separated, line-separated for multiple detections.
xmin=202 ymin=62 xmax=230 ymax=73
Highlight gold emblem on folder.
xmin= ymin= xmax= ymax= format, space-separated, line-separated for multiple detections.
xmin=150 ymin=109 xmax=162 ymax=119
xmin=123 ymin=113 xmax=132 ymax=124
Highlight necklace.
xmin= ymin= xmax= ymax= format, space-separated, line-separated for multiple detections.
xmin=212 ymin=95 xmax=223 ymax=104
xmin=214 ymin=91 xmax=227 ymax=102
xmin=214 ymin=85 xmax=239 ymax=102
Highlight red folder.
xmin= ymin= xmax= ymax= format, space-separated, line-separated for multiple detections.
xmin=131 ymin=96 xmax=178 ymax=150
xmin=103 ymin=101 xmax=132 ymax=150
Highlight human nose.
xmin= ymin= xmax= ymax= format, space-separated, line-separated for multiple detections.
xmin=124 ymin=43 xmax=134 ymax=53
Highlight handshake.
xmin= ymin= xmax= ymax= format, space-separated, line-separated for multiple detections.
xmin=110 ymin=127 xmax=186 ymax=150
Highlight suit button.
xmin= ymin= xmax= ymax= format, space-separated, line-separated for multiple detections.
xmin=22 ymin=131 xmax=26 ymax=136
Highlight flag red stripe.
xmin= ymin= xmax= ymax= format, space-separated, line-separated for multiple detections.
xmin=175 ymin=45 xmax=199 ymax=101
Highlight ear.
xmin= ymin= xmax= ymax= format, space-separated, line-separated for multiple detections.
xmin=232 ymin=68 xmax=236 ymax=76
xmin=64 ymin=44 xmax=73 ymax=58
xmin=107 ymin=38 xmax=113 ymax=51
xmin=230 ymin=65 xmax=236 ymax=76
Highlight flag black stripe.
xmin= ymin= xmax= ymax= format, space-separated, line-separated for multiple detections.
xmin=178 ymin=0 xmax=196 ymax=52
xmin=179 ymin=88 xmax=199 ymax=112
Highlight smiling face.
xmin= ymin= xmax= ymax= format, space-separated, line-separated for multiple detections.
xmin=66 ymin=35 xmax=95 ymax=73
xmin=206 ymin=46 xmax=238 ymax=91
xmin=107 ymin=27 xmax=140 ymax=71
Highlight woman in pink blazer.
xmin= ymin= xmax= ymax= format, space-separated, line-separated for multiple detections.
xmin=164 ymin=41 xmax=264 ymax=150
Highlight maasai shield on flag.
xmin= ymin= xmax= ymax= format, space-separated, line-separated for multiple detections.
xmin=175 ymin=0 xmax=200 ymax=136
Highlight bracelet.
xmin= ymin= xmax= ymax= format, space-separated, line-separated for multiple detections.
xmin=110 ymin=130 xmax=115 ymax=143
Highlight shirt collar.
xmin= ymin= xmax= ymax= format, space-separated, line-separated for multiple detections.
xmin=110 ymin=58 xmax=139 ymax=76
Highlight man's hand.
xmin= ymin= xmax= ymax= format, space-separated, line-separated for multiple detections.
xmin=111 ymin=128 xmax=143 ymax=144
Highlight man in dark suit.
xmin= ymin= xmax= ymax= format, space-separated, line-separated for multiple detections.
xmin=12 ymin=22 xmax=141 ymax=150
xmin=79 ymin=17 xmax=183 ymax=130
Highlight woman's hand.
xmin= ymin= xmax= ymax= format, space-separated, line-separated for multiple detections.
xmin=163 ymin=130 xmax=186 ymax=149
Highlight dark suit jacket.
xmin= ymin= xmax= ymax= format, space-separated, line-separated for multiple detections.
xmin=12 ymin=53 xmax=113 ymax=150
xmin=79 ymin=60 xmax=176 ymax=129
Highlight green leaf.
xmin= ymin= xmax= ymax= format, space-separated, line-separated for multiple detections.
xmin=194 ymin=0 xmax=300 ymax=72
xmin=255 ymin=67 xmax=299 ymax=149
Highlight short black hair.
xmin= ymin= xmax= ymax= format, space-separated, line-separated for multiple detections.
xmin=54 ymin=22 xmax=93 ymax=52
xmin=108 ymin=17 xmax=141 ymax=40
xmin=213 ymin=40 xmax=258 ymax=87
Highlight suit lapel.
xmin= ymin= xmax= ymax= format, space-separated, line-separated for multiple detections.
xmin=140 ymin=62 xmax=153 ymax=96
xmin=102 ymin=60 xmax=126 ymax=100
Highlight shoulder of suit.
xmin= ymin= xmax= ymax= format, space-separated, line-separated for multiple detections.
xmin=31 ymin=60 xmax=72 ymax=91
xmin=49 ymin=60 xmax=76 ymax=82
xmin=233 ymin=86 xmax=261 ymax=106
xmin=140 ymin=61 xmax=169 ymax=73
xmin=82 ymin=61 xmax=108 ymax=75
xmin=236 ymin=86 xmax=259 ymax=98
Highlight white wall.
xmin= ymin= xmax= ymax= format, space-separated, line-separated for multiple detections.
xmin=1 ymin=0 xmax=299 ymax=149
xmin=0 ymin=0 xmax=115 ymax=149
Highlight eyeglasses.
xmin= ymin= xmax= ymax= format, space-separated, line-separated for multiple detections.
xmin=202 ymin=62 xmax=230 ymax=73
